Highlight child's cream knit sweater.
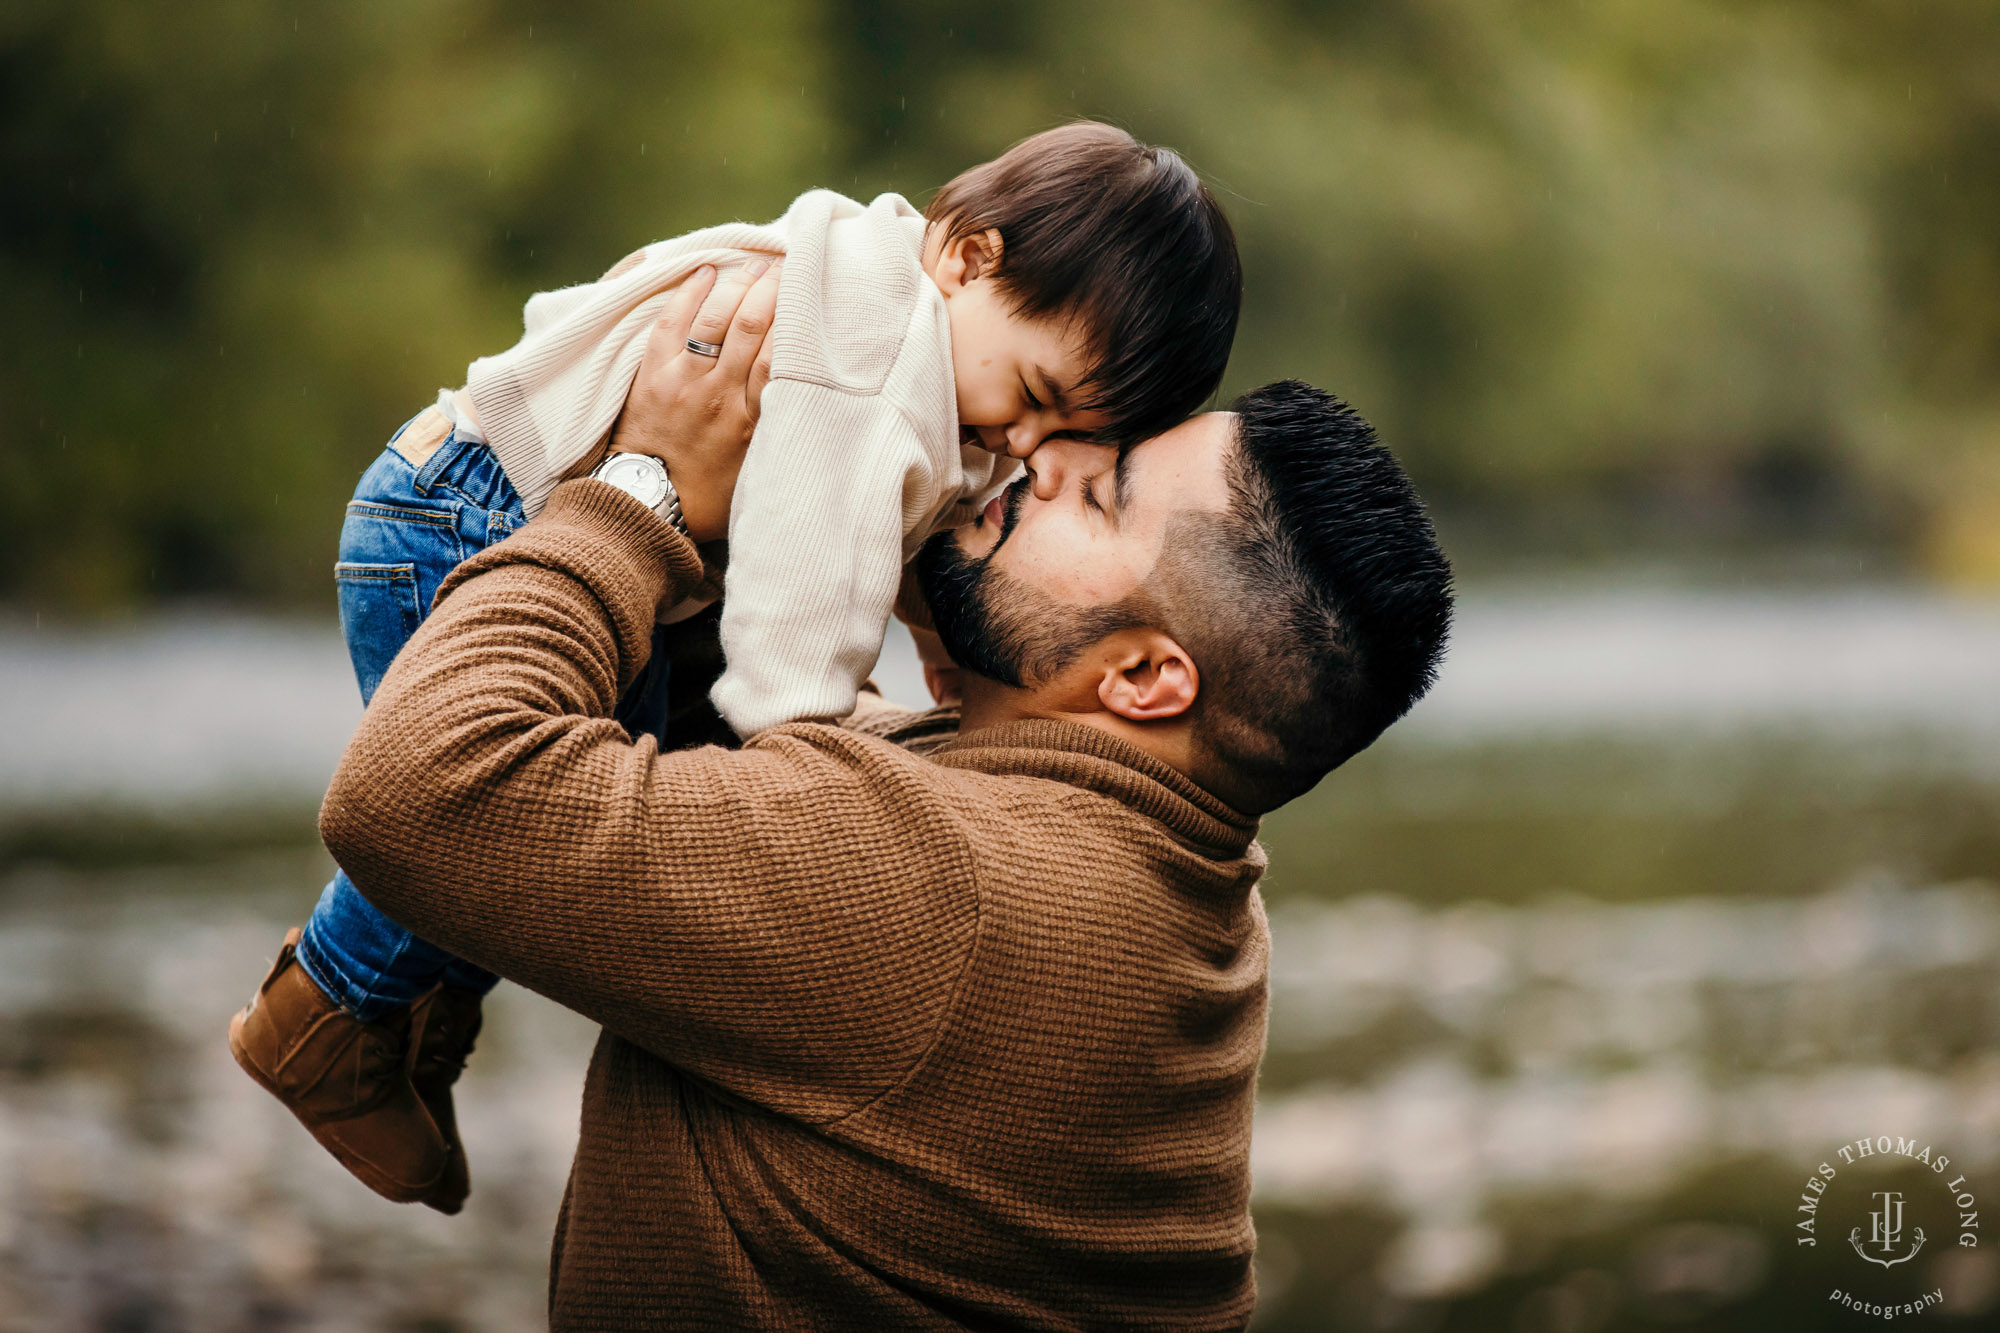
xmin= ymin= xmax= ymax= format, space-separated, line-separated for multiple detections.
xmin=461 ymin=189 xmax=1014 ymax=737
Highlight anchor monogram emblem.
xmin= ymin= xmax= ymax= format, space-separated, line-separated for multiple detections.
xmin=1849 ymin=1191 xmax=1927 ymax=1268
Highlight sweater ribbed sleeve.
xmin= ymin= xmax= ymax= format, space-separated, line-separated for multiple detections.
xmin=710 ymin=379 xmax=942 ymax=734
xmin=319 ymin=479 xmax=981 ymax=1120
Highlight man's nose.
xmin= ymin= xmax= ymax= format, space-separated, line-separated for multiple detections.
xmin=1024 ymin=437 xmax=1086 ymax=501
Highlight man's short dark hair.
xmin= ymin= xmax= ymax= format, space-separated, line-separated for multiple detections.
xmin=1165 ymin=381 xmax=1453 ymax=810
xmin=926 ymin=121 xmax=1241 ymax=448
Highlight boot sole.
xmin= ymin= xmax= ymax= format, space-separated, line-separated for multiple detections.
xmin=228 ymin=1005 xmax=448 ymax=1206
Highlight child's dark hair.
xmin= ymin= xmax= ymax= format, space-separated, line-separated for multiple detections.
xmin=926 ymin=121 xmax=1242 ymax=448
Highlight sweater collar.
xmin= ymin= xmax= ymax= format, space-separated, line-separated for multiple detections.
xmin=934 ymin=718 xmax=1259 ymax=858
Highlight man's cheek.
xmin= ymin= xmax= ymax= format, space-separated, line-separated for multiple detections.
xmin=1006 ymin=544 xmax=1130 ymax=608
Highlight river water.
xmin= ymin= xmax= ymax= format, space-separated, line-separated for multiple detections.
xmin=1 ymin=587 xmax=1997 ymax=1331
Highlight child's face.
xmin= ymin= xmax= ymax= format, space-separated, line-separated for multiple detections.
xmin=927 ymin=229 xmax=1111 ymax=459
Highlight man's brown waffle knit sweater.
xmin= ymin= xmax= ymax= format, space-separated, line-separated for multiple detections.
xmin=319 ymin=479 xmax=1271 ymax=1330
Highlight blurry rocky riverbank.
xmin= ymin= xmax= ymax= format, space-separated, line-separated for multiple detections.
xmin=2 ymin=586 xmax=1998 ymax=1331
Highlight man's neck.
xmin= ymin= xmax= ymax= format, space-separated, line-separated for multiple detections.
xmin=957 ymin=678 xmax=1198 ymax=777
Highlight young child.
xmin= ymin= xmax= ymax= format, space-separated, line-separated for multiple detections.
xmin=227 ymin=121 xmax=1242 ymax=1214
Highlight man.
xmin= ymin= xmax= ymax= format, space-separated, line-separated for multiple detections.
xmin=310 ymin=273 xmax=1451 ymax=1328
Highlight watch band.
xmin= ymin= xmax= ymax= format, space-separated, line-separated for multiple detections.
xmin=657 ymin=474 xmax=687 ymax=539
xmin=590 ymin=451 xmax=690 ymax=539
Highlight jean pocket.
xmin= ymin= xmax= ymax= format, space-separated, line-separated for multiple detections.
xmin=335 ymin=562 xmax=423 ymax=703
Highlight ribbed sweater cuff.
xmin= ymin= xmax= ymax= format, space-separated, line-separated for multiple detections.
xmin=433 ymin=476 xmax=705 ymax=688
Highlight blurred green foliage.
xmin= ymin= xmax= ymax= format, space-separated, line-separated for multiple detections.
xmin=3 ymin=0 xmax=1998 ymax=610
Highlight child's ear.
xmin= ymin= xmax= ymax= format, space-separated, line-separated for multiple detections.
xmin=936 ymin=228 xmax=1005 ymax=294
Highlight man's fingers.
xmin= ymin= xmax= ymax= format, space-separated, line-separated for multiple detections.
xmin=652 ymin=264 xmax=718 ymax=357
xmin=719 ymin=264 xmax=780 ymax=380
xmin=685 ymin=259 xmax=770 ymax=356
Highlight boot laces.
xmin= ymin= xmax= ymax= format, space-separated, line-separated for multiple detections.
xmin=354 ymin=1006 xmax=427 ymax=1096
xmin=415 ymin=1003 xmax=474 ymax=1083
xmin=356 ymin=1033 xmax=400 ymax=1085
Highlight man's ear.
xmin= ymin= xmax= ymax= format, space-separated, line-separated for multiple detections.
xmin=1096 ymin=629 xmax=1199 ymax=723
xmin=932 ymin=228 xmax=1005 ymax=295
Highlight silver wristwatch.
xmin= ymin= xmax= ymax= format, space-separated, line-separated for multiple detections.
xmin=590 ymin=451 xmax=688 ymax=538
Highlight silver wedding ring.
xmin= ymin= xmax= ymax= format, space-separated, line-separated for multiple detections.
xmin=685 ymin=336 xmax=723 ymax=357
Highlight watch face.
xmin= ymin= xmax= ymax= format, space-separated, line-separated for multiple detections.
xmin=599 ymin=453 xmax=668 ymax=509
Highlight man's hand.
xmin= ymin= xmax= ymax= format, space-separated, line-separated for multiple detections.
xmin=610 ymin=259 xmax=780 ymax=543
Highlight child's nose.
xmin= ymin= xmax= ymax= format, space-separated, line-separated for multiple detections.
xmin=1005 ymin=418 xmax=1050 ymax=458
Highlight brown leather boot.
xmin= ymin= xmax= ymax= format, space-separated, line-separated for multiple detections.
xmin=227 ymin=928 xmax=449 ymax=1204
xmin=409 ymin=984 xmax=484 ymax=1215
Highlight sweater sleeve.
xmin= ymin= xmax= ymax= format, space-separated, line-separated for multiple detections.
xmin=709 ymin=378 xmax=945 ymax=737
xmin=318 ymin=479 xmax=981 ymax=1123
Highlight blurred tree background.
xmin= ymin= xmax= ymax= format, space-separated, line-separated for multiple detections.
xmin=3 ymin=0 xmax=1997 ymax=612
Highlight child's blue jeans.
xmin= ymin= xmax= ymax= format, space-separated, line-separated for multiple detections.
xmin=296 ymin=412 xmax=673 ymax=1019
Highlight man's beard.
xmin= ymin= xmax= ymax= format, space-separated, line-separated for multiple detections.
xmin=914 ymin=478 xmax=1141 ymax=691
